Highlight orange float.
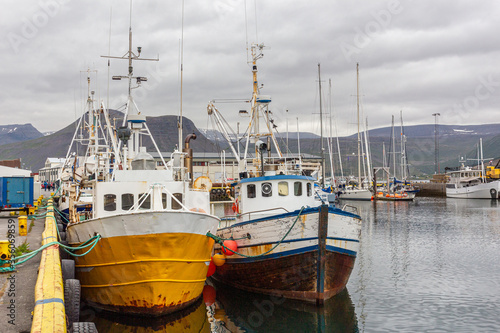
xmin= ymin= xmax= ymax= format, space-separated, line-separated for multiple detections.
xmin=222 ymin=240 xmax=238 ymax=256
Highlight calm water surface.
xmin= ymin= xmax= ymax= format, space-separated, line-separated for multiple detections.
xmin=88 ymin=197 xmax=500 ymax=332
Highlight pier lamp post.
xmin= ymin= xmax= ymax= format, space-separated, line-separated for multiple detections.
xmin=432 ymin=113 xmax=440 ymax=174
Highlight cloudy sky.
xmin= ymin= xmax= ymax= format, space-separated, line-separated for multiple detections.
xmin=1 ymin=0 xmax=499 ymax=137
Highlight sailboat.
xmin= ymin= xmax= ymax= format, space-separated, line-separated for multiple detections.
xmin=207 ymin=43 xmax=362 ymax=304
xmin=374 ymin=113 xmax=416 ymax=201
xmin=65 ymin=18 xmax=219 ymax=315
xmin=337 ymin=63 xmax=372 ymax=201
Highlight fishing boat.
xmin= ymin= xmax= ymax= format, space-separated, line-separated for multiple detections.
xmin=446 ymin=139 xmax=500 ymax=199
xmin=207 ymin=43 xmax=362 ymax=304
xmin=65 ymin=23 xmax=219 ymax=316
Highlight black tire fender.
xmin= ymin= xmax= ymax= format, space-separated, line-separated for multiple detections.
xmin=64 ymin=279 xmax=81 ymax=326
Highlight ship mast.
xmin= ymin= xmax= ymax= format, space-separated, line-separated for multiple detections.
xmin=101 ymin=0 xmax=163 ymax=170
xmin=356 ymin=63 xmax=361 ymax=189
xmin=318 ymin=63 xmax=325 ymax=188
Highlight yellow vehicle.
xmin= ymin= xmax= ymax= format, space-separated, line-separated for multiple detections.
xmin=486 ymin=160 xmax=500 ymax=179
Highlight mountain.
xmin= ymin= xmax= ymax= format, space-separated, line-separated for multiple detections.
xmin=1 ymin=113 xmax=499 ymax=177
xmin=0 ymin=110 xmax=216 ymax=172
xmin=201 ymin=123 xmax=500 ymax=176
xmin=0 ymin=124 xmax=44 ymax=145
xmin=358 ymin=124 xmax=500 ymax=139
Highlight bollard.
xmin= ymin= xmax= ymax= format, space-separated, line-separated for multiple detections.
xmin=29 ymin=207 xmax=36 ymax=215
xmin=0 ymin=240 xmax=10 ymax=267
xmin=18 ymin=216 xmax=27 ymax=236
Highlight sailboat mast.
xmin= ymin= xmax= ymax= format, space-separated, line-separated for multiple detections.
xmin=400 ymin=110 xmax=406 ymax=180
xmin=356 ymin=63 xmax=361 ymax=188
xmin=391 ymin=115 xmax=396 ymax=179
xmin=328 ymin=79 xmax=335 ymax=184
xmin=364 ymin=117 xmax=372 ymax=185
xmin=318 ymin=64 xmax=325 ymax=187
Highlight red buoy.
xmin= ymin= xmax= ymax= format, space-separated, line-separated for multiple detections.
xmin=206 ymin=261 xmax=216 ymax=277
xmin=222 ymin=240 xmax=238 ymax=256
xmin=202 ymin=285 xmax=216 ymax=306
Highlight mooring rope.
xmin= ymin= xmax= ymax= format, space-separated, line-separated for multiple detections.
xmin=206 ymin=206 xmax=306 ymax=258
xmin=0 ymin=234 xmax=101 ymax=273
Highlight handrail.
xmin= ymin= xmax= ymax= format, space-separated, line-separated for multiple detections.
xmin=342 ymin=204 xmax=358 ymax=215
xmin=237 ymin=206 xmax=289 ymax=220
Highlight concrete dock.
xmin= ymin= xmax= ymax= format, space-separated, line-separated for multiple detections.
xmin=0 ymin=210 xmax=45 ymax=332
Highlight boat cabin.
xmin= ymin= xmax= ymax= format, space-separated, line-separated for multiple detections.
xmin=235 ymin=175 xmax=318 ymax=220
xmin=447 ymin=169 xmax=484 ymax=189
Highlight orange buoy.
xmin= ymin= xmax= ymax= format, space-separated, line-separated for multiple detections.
xmin=190 ymin=207 xmax=207 ymax=213
xmin=206 ymin=261 xmax=216 ymax=277
xmin=202 ymin=285 xmax=216 ymax=306
xmin=222 ymin=240 xmax=238 ymax=256
xmin=212 ymin=253 xmax=226 ymax=266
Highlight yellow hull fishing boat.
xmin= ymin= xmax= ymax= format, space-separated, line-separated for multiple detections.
xmin=64 ymin=11 xmax=219 ymax=315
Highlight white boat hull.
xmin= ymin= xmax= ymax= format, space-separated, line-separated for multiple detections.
xmin=446 ymin=181 xmax=500 ymax=199
xmin=338 ymin=188 xmax=372 ymax=201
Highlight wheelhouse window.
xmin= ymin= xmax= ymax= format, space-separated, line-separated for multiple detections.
xmin=172 ymin=193 xmax=183 ymax=210
xmin=162 ymin=193 xmax=167 ymax=209
xmin=262 ymin=182 xmax=272 ymax=197
xmin=278 ymin=181 xmax=289 ymax=196
xmin=307 ymin=183 xmax=312 ymax=197
xmin=121 ymin=193 xmax=134 ymax=210
xmin=247 ymin=184 xmax=256 ymax=198
xmin=104 ymin=194 xmax=116 ymax=211
xmin=294 ymin=182 xmax=302 ymax=196
xmin=139 ymin=193 xmax=151 ymax=209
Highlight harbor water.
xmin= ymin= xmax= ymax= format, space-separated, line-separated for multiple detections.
xmin=83 ymin=197 xmax=500 ymax=332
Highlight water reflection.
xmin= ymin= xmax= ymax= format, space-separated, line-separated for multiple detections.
xmin=88 ymin=297 xmax=210 ymax=332
xmin=349 ymin=197 xmax=500 ymax=332
xmin=209 ymin=279 xmax=358 ymax=333
xmin=82 ymin=197 xmax=500 ymax=332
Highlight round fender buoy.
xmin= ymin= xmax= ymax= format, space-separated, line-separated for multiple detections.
xmin=202 ymin=285 xmax=216 ymax=306
xmin=190 ymin=207 xmax=207 ymax=213
xmin=222 ymin=240 xmax=238 ymax=256
xmin=206 ymin=260 xmax=216 ymax=277
xmin=212 ymin=253 xmax=226 ymax=266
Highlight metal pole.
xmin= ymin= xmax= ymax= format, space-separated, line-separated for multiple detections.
xmin=432 ymin=113 xmax=440 ymax=174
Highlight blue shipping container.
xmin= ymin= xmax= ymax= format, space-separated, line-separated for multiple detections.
xmin=0 ymin=177 xmax=34 ymax=208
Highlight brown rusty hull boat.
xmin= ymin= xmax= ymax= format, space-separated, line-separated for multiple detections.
xmin=214 ymin=205 xmax=361 ymax=304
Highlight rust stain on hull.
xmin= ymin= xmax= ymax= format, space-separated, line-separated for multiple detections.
xmin=86 ymin=294 xmax=202 ymax=317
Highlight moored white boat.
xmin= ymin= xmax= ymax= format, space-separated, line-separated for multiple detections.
xmin=446 ymin=139 xmax=500 ymax=200
xmin=446 ymin=167 xmax=500 ymax=199
xmin=65 ymin=21 xmax=219 ymax=316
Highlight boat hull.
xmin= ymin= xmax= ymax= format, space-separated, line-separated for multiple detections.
xmin=67 ymin=210 xmax=219 ymax=316
xmin=337 ymin=188 xmax=372 ymax=201
xmin=214 ymin=205 xmax=361 ymax=303
xmin=446 ymin=181 xmax=500 ymax=199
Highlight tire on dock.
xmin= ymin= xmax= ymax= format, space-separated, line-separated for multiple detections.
xmin=70 ymin=322 xmax=98 ymax=333
xmin=64 ymin=279 xmax=81 ymax=327
xmin=60 ymin=240 xmax=70 ymax=260
xmin=61 ymin=259 xmax=75 ymax=281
